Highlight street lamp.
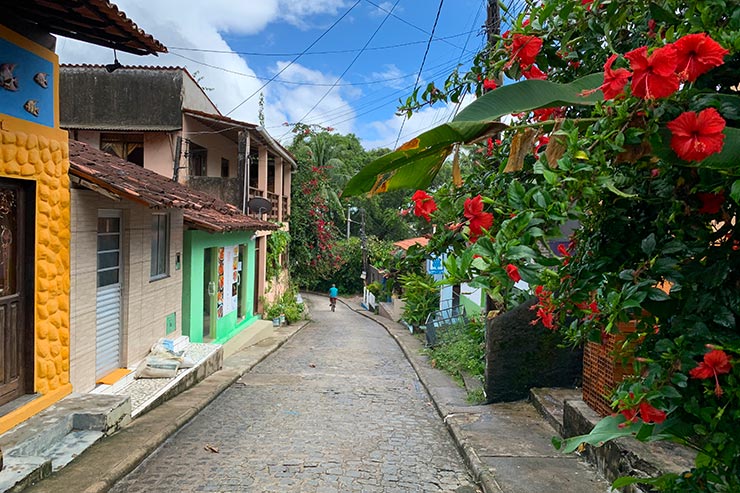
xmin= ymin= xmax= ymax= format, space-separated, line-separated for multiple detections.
xmin=346 ymin=205 xmax=359 ymax=239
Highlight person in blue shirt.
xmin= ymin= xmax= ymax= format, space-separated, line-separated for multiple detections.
xmin=328 ymin=284 xmax=338 ymax=309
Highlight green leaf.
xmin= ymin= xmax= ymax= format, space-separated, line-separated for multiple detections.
xmin=604 ymin=180 xmax=637 ymax=198
xmin=454 ymin=73 xmax=605 ymax=122
xmin=555 ymin=415 xmax=641 ymax=453
xmin=641 ymin=234 xmax=656 ymax=256
xmin=731 ymin=180 xmax=740 ymax=205
xmin=611 ymin=474 xmax=680 ymax=489
xmin=342 ymin=121 xmax=506 ymax=196
xmin=343 ymin=74 xmax=605 ymax=197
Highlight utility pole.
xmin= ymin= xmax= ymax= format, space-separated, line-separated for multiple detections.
xmin=486 ymin=0 xmax=503 ymax=87
xmin=486 ymin=0 xmax=501 ymax=46
xmin=346 ymin=205 xmax=352 ymax=240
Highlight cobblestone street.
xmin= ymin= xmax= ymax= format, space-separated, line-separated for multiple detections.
xmin=110 ymin=295 xmax=480 ymax=492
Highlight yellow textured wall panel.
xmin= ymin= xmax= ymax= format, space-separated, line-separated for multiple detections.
xmin=0 ymin=128 xmax=71 ymax=400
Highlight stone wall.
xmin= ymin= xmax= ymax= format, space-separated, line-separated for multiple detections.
xmin=484 ymin=297 xmax=582 ymax=402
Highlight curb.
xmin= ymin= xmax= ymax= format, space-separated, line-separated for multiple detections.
xmin=352 ymin=307 xmax=500 ymax=493
xmin=26 ymin=321 xmax=310 ymax=493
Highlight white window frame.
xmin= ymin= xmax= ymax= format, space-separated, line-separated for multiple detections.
xmin=150 ymin=212 xmax=169 ymax=280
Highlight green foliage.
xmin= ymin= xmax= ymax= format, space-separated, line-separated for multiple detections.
xmin=399 ymin=273 xmax=439 ymax=327
xmin=344 ymin=0 xmax=740 ymax=489
xmin=324 ymin=237 xmax=365 ymax=295
xmin=288 ymin=130 xmax=414 ymax=290
xmin=426 ymin=318 xmax=486 ymax=386
xmin=366 ymin=281 xmax=383 ymax=297
xmin=262 ymin=287 xmax=305 ymax=324
xmin=266 ymin=228 xmax=290 ymax=281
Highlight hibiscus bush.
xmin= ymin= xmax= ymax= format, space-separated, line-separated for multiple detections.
xmin=346 ymin=0 xmax=740 ymax=489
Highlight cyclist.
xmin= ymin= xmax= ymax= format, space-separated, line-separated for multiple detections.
xmin=328 ymin=284 xmax=338 ymax=311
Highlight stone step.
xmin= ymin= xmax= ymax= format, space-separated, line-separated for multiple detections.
xmin=0 ymin=456 xmax=50 ymax=493
xmin=46 ymin=430 xmax=104 ymax=472
xmin=530 ymin=387 xmax=697 ymax=492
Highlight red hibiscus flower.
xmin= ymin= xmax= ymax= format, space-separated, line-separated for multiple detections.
xmin=639 ymin=401 xmax=667 ymax=424
xmin=487 ymin=137 xmax=494 ymax=156
xmin=697 ymin=191 xmax=725 ymax=214
xmin=538 ymin=309 xmax=555 ymax=329
xmin=522 ymin=64 xmax=547 ymax=80
xmin=673 ymin=33 xmax=729 ymax=82
xmin=505 ymin=264 xmax=522 ymax=282
xmin=411 ymin=190 xmax=437 ymax=222
xmin=532 ymin=107 xmax=563 ymax=122
xmin=508 ymin=34 xmax=543 ymax=69
xmin=620 ymin=406 xmax=638 ymax=423
xmin=690 ymin=349 xmax=732 ymax=397
xmin=483 ymin=78 xmax=498 ymax=90
xmin=666 ymin=107 xmax=726 ymax=162
xmin=624 ymin=45 xmax=679 ymax=99
xmin=599 ymin=54 xmax=632 ymax=99
xmin=464 ymin=195 xmax=493 ymax=242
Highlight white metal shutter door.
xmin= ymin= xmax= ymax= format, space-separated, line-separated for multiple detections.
xmin=96 ymin=284 xmax=121 ymax=377
xmin=96 ymin=212 xmax=122 ymax=379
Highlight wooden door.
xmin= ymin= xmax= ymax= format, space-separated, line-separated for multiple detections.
xmin=0 ymin=179 xmax=33 ymax=407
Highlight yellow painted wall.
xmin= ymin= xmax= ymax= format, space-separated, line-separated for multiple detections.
xmin=0 ymin=26 xmax=71 ymax=435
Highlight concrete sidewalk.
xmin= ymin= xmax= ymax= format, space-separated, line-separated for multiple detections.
xmin=354 ymin=305 xmax=610 ymax=493
xmin=25 ymin=297 xmax=609 ymax=493
xmin=24 ymin=322 xmax=307 ymax=493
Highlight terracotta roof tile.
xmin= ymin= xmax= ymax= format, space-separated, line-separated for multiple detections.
xmin=2 ymin=0 xmax=167 ymax=55
xmin=393 ymin=237 xmax=429 ymax=251
xmin=68 ymin=140 xmax=276 ymax=233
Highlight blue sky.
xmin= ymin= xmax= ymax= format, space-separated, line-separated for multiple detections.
xmin=57 ymin=0 xmax=492 ymax=149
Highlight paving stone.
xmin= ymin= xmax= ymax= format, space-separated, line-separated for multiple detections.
xmin=109 ymin=295 xmax=480 ymax=492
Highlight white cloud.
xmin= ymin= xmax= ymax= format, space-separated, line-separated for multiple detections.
xmin=368 ymin=64 xmax=408 ymax=90
xmin=266 ymin=62 xmax=357 ymax=140
xmin=368 ymin=2 xmax=403 ymax=17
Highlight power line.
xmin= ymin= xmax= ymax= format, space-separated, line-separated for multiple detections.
xmin=171 ymin=50 xmax=470 ymax=88
xmin=434 ymin=0 xmax=484 ymax=126
xmin=395 ymin=0 xmax=445 ymax=148
xmin=225 ymin=0 xmax=362 ymax=116
xmin=167 ymin=30 xmax=479 ymax=57
xmin=308 ymin=54 xmax=478 ymax=129
xmin=363 ymin=0 xmax=465 ymax=53
xmin=283 ymin=0 xmax=402 ymax=140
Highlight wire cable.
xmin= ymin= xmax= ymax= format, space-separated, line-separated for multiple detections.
xmin=394 ymin=0 xmax=445 ymax=148
xmin=282 ymin=0 xmax=402 ymax=140
xmin=224 ymin=0 xmax=361 ymax=116
xmin=363 ymin=0 xmax=467 ymax=53
xmin=167 ymin=30 xmax=479 ymax=57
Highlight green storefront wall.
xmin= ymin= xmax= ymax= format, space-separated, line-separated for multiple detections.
xmin=182 ymin=229 xmax=259 ymax=344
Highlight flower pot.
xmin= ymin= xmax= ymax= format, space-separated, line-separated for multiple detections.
xmin=280 ymin=314 xmax=286 ymax=325
xmin=272 ymin=317 xmax=281 ymax=327
xmin=582 ymin=320 xmax=636 ymax=416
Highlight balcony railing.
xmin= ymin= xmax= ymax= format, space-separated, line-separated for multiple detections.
xmin=248 ymin=187 xmax=281 ymax=222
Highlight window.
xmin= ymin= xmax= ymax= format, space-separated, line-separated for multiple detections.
xmin=150 ymin=213 xmax=169 ymax=279
xmin=221 ymin=158 xmax=230 ymax=178
xmin=101 ymin=133 xmax=144 ymax=166
xmin=188 ymin=142 xmax=208 ymax=176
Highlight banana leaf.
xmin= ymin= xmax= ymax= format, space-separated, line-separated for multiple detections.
xmin=343 ymin=121 xmax=507 ymax=197
xmin=343 ymin=73 xmax=605 ymax=197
